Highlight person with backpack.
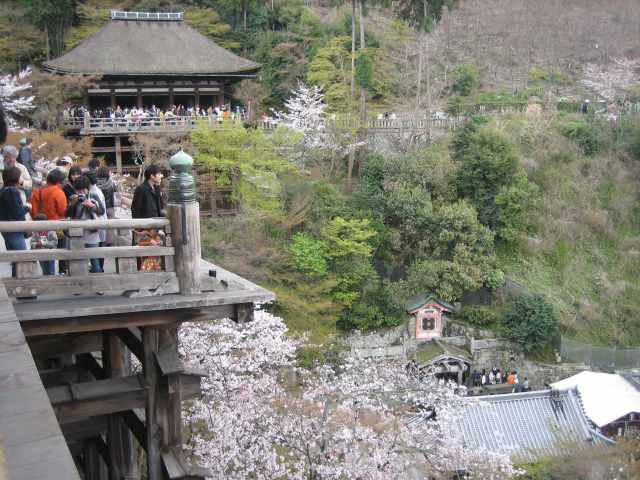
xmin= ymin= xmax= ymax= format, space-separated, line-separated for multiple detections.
xmin=66 ymin=175 xmax=105 ymax=273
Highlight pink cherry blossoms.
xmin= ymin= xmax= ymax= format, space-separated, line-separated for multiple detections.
xmin=178 ymin=311 xmax=515 ymax=479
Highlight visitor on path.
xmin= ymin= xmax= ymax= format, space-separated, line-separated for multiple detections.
xmin=481 ymin=369 xmax=488 ymax=386
xmin=32 ymin=169 xmax=67 ymax=222
xmin=522 ymin=377 xmax=530 ymax=392
xmin=488 ymin=369 xmax=495 ymax=385
xmin=0 ymin=167 xmax=31 ymax=277
xmin=31 ymin=213 xmax=58 ymax=275
xmin=131 ymin=164 xmax=164 ymax=219
xmin=66 ymin=175 xmax=105 ymax=273
xmin=63 ymin=165 xmax=83 ymax=200
xmin=96 ymin=166 xmax=119 ymax=246
xmin=1 ymin=145 xmax=32 ymax=199
xmin=506 ymin=371 xmax=516 ymax=385
xmin=18 ymin=138 xmax=36 ymax=177
xmin=495 ymin=369 xmax=502 ymax=384
xmin=87 ymin=171 xmax=108 ymax=268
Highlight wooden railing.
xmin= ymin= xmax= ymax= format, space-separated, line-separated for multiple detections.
xmin=0 ymin=218 xmax=181 ymax=298
xmin=62 ymin=115 xmax=463 ymax=135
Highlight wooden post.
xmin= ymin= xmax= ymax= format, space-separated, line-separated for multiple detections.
xmin=143 ymin=327 xmax=162 ymax=480
xmin=158 ymin=326 xmax=181 ymax=449
xmin=167 ymin=151 xmax=201 ymax=295
xmin=115 ymin=136 xmax=123 ymax=174
xmin=103 ymin=333 xmax=138 ymax=480
xmin=68 ymin=228 xmax=88 ymax=276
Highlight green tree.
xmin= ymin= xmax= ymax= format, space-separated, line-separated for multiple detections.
xmin=307 ymin=36 xmax=353 ymax=112
xmin=454 ymin=123 xmax=520 ymax=229
xmin=20 ymin=0 xmax=75 ymax=58
xmin=502 ymin=294 xmax=557 ymax=353
xmin=321 ymin=216 xmax=376 ymax=259
xmin=288 ymin=233 xmax=329 ymax=278
xmin=402 ymin=200 xmax=504 ymax=302
xmin=191 ymin=123 xmax=296 ymax=221
xmin=452 ymin=63 xmax=478 ymax=96
xmin=494 ymin=170 xmax=539 ymax=244
xmin=185 ymin=7 xmax=239 ymax=50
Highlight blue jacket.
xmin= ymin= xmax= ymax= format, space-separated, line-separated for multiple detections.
xmin=0 ymin=186 xmax=29 ymax=221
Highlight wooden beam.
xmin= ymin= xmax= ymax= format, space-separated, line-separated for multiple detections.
xmin=60 ymin=416 xmax=109 ymax=443
xmin=0 ymin=246 xmax=174 ymax=263
xmin=20 ymin=307 xmax=229 ymax=337
xmin=120 ymin=409 xmax=147 ymax=451
xmin=143 ymin=327 xmax=163 ymax=480
xmin=115 ymin=328 xmax=143 ymax=362
xmin=0 ymin=218 xmax=169 ymax=234
xmin=103 ymin=332 xmax=138 ymax=480
xmin=76 ymin=353 xmax=107 ymax=380
xmin=5 ymin=272 xmax=178 ymax=298
xmin=28 ymin=333 xmax=103 ymax=359
xmin=48 ymin=375 xmax=146 ymax=420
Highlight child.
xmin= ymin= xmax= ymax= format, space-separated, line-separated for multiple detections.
xmin=31 ymin=213 xmax=58 ymax=275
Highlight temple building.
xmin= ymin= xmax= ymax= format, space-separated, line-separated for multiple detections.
xmin=43 ymin=11 xmax=260 ymax=170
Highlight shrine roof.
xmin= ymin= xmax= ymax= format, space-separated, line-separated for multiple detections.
xmin=405 ymin=293 xmax=454 ymax=313
xmin=42 ymin=14 xmax=260 ymax=77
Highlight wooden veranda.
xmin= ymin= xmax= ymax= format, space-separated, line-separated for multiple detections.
xmin=0 ymin=158 xmax=273 ymax=479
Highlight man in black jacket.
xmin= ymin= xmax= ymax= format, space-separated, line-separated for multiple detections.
xmin=131 ymin=164 xmax=164 ymax=218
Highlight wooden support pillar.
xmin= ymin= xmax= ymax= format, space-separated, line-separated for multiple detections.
xmin=136 ymin=89 xmax=143 ymax=109
xmin=168 ymin=88 xmax=174 ymax=108
xmin=167 ymin=150 xmax=201 ymax=295
xmin=110 ymin=91 xmax=116 ymax=109
xmin=194 ymin=88 xmax=200 ymax=111
xmin=115 ymin=136 xmax=122 ymax=174
xmin=143 ymin=327 xmax=163 ymax=480
xmin=234 ymin=303 xmax=254 ymax=324
xmin=158 ymin=325 xmax=182 ymax=449
xmin=104 ymin=333 xmax=138 ymax=480
xmin=68 ymin=228 xmax=88 ymax=276
xmin=84 ymin=437 xmax=107 ymax=480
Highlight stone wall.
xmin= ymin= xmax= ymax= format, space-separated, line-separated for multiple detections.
xmin=444 ymin=319 xmax=496 ymax=339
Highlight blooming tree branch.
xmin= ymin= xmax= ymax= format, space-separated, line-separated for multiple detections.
xmin=0 ymin=68 xmax=35 ymax=128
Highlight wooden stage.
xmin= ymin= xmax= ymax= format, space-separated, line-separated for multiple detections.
xmin=0 ymin=189 xmax=274 ymax=479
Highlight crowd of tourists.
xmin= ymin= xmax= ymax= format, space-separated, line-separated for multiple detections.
xmin=0 ymin=138 xmax=166 ymax=278
xmin=471 ymin=367 xmax=530 ymax=393
xmin=63 ymin=104 xmax=247 ymax=126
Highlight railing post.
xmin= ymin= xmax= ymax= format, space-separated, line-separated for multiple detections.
xmin=167 ymin=150 xmax=201 ymax=294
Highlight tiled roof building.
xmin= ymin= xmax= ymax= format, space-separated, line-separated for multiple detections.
xmin=456 ymin=389 xmax=612 ymax=462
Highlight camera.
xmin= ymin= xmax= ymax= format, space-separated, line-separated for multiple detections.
xmin=77 ymin=194 xmax=87 ymax=202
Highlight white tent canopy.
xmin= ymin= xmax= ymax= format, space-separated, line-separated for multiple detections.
xmin=551 ymin=371 xmax=640 ymax=428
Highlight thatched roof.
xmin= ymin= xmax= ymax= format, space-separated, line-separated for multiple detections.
xmin=42 ymin=16 xmax=260 ymax=77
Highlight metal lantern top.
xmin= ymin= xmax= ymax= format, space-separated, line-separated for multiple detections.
xmin=168 ymin=150 xmax=196 ymax=203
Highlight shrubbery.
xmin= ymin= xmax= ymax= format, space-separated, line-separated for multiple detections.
xmin=288 ymin=232 xmax=328 ymax=278
xmin=460 ymin=306 xmax=498 ymax=328
xmin=560 ymin=118 xmax=607 ymax=156
xmin=502 ymin=294 xmax=557 ymax=353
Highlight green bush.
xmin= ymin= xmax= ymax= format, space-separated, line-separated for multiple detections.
xmin=461 ymin=306 xmax=498 ymax=327
xmin=556 ymin=101 xmax=581 ymax=113
xmin=288 ymin=232 xmax=328 ymax=278
xmin=561 ymin=119 xmax=607 ymax=156
xmin=502 ymin=294 xmax=558 ymax=353
xmin=452 ymin=64 xmax=479 ymax=96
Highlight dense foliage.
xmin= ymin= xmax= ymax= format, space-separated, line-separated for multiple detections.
xmin=502 ymin=294 xmax=558 ymax=353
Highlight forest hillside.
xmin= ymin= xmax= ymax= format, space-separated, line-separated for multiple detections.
xmin=3 ymin=0 xmax=640 ymax=352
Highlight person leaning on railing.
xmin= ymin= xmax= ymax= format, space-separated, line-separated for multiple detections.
xmin=65 ymin=175 xmax=105 ymax=274
xmin=0 ymin=167 xmax=31 ymax=277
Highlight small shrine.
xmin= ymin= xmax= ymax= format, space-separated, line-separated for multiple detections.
xmin=405 ymin=293 xmax=453 ymax=341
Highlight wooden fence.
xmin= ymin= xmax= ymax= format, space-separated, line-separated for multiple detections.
xmin=0 ymin=218 xmax=179 ymax=298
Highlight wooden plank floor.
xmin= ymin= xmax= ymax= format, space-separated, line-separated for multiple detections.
xmin=0 ymin=283 xmax=80 ymax=479
xmin=13 ymin=260 xmax=274 ymax=321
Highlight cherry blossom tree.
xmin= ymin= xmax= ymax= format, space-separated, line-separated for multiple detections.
xmin=178 ymin=311 xmax=516 ymax=479
xmin=0 ymin=68 xmax=35 ymax=128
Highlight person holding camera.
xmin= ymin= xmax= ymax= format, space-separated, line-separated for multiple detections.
xmin=66 ymin=175 xmax=105 ymax=273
